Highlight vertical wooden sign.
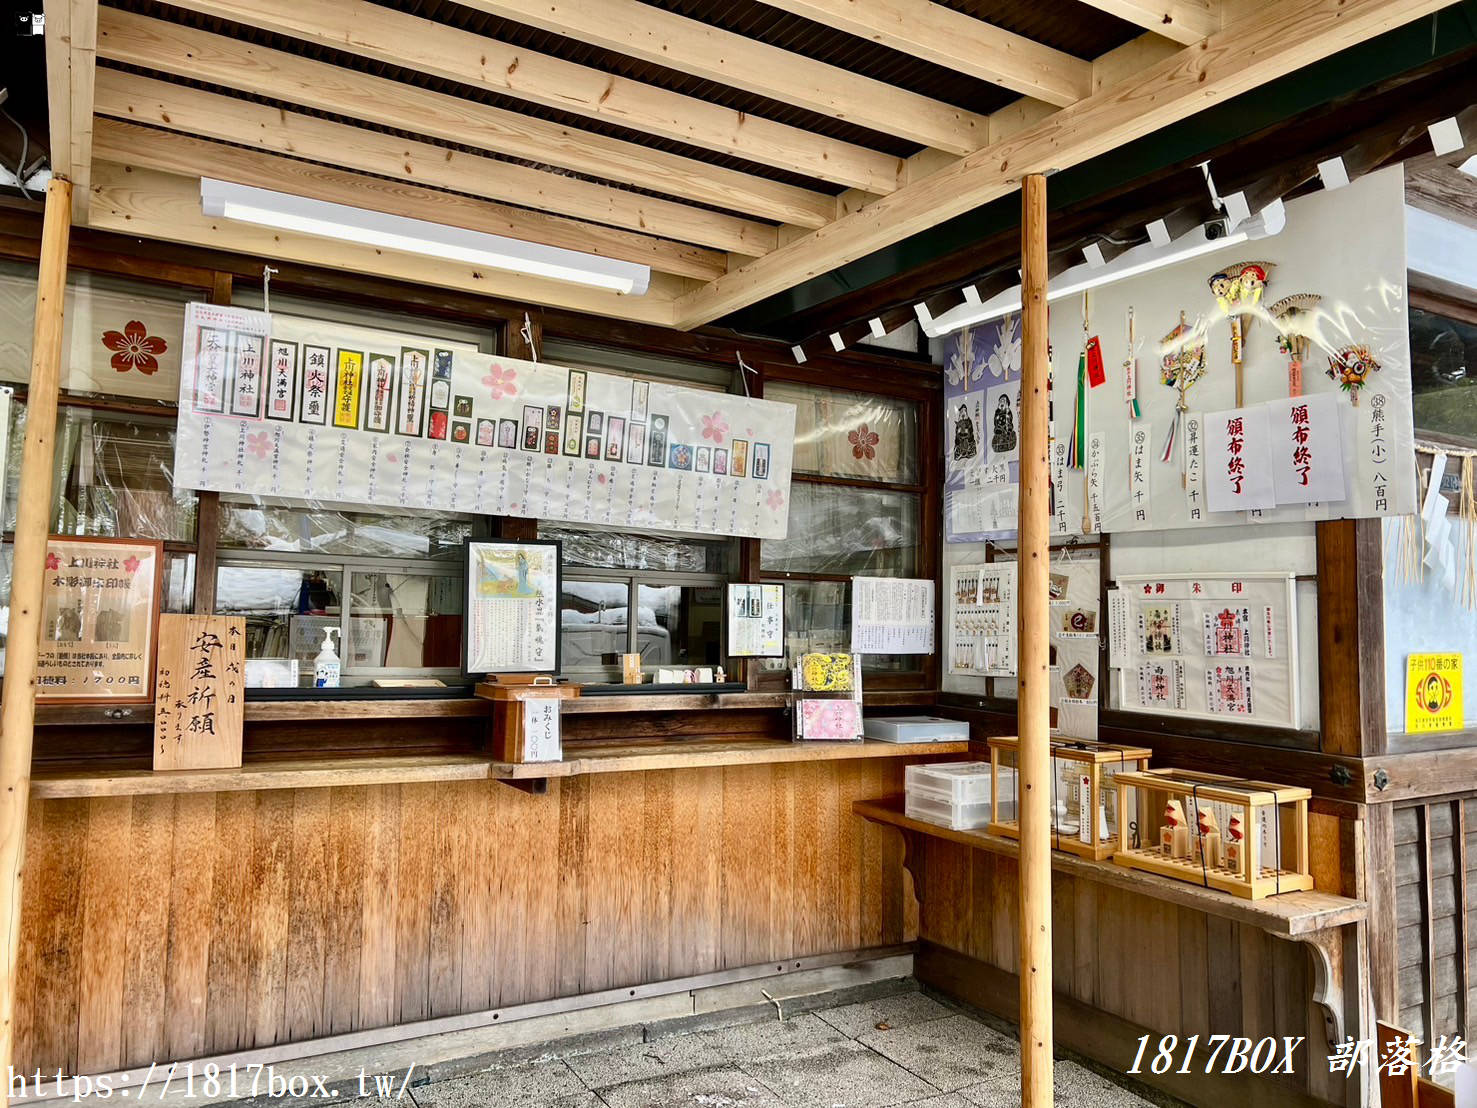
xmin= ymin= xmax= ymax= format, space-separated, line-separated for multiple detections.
xmin=154 ymin=614 xmax=246 ymax=772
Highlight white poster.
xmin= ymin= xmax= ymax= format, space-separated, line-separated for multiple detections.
xmin=1269 ymin=392 xmax=1346 ymax=505
xmin=852 ymin=576 xmax=935 ymax=655
xmin=984 ymin=379 xmax=1021 ymax=465
xmin=464 ymin=541 xmax=559 ymax=674
xmin=1204 ymin=404 xmax=1277 ymax=513
xmin=948 ymin=562 xmax=1015 ymax=677
xmin=173 ymin=304 xmax=798 ymax=540
xmin=728 ymin=583 xmax=784 ymax=657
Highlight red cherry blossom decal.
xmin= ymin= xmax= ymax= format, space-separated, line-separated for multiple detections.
xmin=123 ymin=555 xmax=141 ymax=575
xmin=848 ymin=423 xmax=879 ymax=461
xmin=101 ymin=320 xmax=168 ymax=375
xmin=45 ymin=552 xmax=59 ymax=571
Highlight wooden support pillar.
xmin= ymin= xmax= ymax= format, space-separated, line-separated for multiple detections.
xmin=0 ymin=178 xmax=72 ymax=1098
xmin=1017 ymin=172 xmax=1054 ymax=1107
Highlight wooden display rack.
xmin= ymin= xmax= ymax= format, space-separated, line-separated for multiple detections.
xmin=1111 ymin=767 xmax=1313 ymax=900
xmin=986 ymin=736 xmax=1152 ymax=861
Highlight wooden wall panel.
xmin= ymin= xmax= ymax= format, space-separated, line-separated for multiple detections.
xmin=14 ymin=759 xmax=918 ymax=1075
xmin=907 ymin=835 xmax=1338 ymax=1104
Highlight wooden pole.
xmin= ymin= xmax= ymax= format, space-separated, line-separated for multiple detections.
xmin=1017 ymin=172 xmax=1054 ymax=1107
xmin=0 ymin=178 xmax=72 ymax=1098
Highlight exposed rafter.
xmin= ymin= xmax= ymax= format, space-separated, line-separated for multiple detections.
xmin=90 ymin=119 xmax=731 ymax=282
xmin=155 ymin=0 xmax=906 ymax=194
xmin=742 ymin=0 xmax=1092 ymax=107
xmin=42 ymin=0 xmax=98 ymax=222
xmin=1072 ymin=0 xmax=1221 ymax=45
xmin=87 ymin=162 xmax=682 ymax=324
xmin=672 ymin=0 xmax=1459 ymax=328
xmin=453 ymin=0 xmax=990 ymax=153
xmin=94 ymin=70 xmax=778 ymax=257
xmin=96 ymin=8 xmax=836 ymax=230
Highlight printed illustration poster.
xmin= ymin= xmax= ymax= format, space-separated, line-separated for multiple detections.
xmin=173 ymin=304 xmax=797 ymax=540
xmin=1406 ymin=652 xmax=1464 ymax=734
xmin=464 ymin=541 xmax=560 ymax=673
xmin=943 ymin=317 xmax=1023 ymax=542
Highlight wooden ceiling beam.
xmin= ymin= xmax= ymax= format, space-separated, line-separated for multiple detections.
xmin=155 ymin=0 xmax=905 ymax=194
xmin=673 ymin=0 xmax=1458 ymax=329
xmin=1072 ymin=0 xmax=1222 ymax=45
xmin=42 ymin=0 xmax=98 ymax=222
xmin=90 ymin=119 xmax=731 ymax=282
xmin=87 ymin=162 xmax=682 ymax=324
xmin=454 ymin=0 xmax=990 ymax=153
xmin=742 ymin=0 xmax=1091 ymax=108
xmin=95 ymin=8 xmax=835 ymax=230
xmin=94 ymin=69 xmax=778 ymax=257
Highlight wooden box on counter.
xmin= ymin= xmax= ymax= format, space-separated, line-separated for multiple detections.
xmin=476 ymin=676 xmax=582 ymax=763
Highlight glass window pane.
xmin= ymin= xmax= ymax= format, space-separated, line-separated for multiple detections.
xmin=540 ymin=523 xmax=736 ymax=574
xmin=560 ymin=578 xmax=630 ymax=676
xmin=764 ymin=382 xmax=918 ymax=483
xmin=1412 ymin=307 xmax=1477 ymax=440
xmin=3 ymin=398 xmax=24 ymax=533
xmin=215 ymin=564 xmax=343 ymax=685
xmin=761 ymin=484 xmax=919 ymax=576
xmin=51 ymin=408 xmax=197 ymax=542
xmin=637 ymin=583 xmax=724 ymax=670
xmin=771 ymin=579 xmax=908 ymax=674
xmin=163 ymin=553 xmax=195 ymax=613
xmin=220 ymin=503 xmax=470 ymax=559
xmin=346 ymin=571 xmax=463 ymax=670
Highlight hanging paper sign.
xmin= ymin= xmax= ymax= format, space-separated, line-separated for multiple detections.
xmin=1085 ymin=335 xmax=1107 ymax=388
xmin=1406 ymin=653 xmax=1464 ymax=734
xmin=1107 ymin=590 xmax=1130 ymax=668
xmin=1364 ymin=391 xmax=1393 ymax=515
xmin=1128 ymin=423 xmax=1152 ymax=525
xmin=1051 ymin=439 xmax=1070 ymax=536
xmin=174 ymin=304 xmax=797 ymax=539
xmin=1086 ymin=432 xmax=1106 ymax=533
xmin=1270 ymin=393 xmax=1345 ymax=505
xmin=985 ymin=379 xmax=1021 ymax=464
xmin=1204 ymin=405 xmax=1276 ymax=513
xmin=1182 ymin=413 xmax=1205 ymax=522
xmin=853 ymin=576 xmax=935 ymax=655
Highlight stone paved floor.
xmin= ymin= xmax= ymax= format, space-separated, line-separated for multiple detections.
xmin=408 ymin=982 xmax=1168 ymax=1108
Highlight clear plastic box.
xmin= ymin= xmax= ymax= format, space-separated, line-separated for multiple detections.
xmin=904 ymin=761 xmax=1014 ymax=830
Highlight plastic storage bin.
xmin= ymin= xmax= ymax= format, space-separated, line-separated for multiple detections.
xmin=904 ymin=761 xmax=1013 ymax=830
xmin=864 ymin=715 xmax=970 ymax=743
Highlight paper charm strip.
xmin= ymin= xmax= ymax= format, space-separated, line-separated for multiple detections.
xmin=1270 ymin=293 xmax=1321 ymax=398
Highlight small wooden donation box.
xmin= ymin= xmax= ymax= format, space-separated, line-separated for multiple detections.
xmin=477 ymin=676 xmax=581 ymax=763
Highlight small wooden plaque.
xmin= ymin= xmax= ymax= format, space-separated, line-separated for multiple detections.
xmin=154 ymin=614 xmax=246 ymax=772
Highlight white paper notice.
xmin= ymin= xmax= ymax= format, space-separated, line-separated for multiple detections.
xmin=1128 ymin=422 xmax=1152 ymax=526
xmin=1269 ymin=393 xmax=1346 ymax=505
xmin=522 ymin=699 xmax=562 ymax=763
xmin=728 ymin=583 xmax=784 ymax=657
xmin=1107 ymin=589 xmax=1129 ymax=668
xmin=1184 ymin=413 xmax=1205 ymax=522
xmin=1051 ymin=439 xmax=1070 ymax=536
xmin=1087 ymin=433 xmax=1106 ymax=533
xmin=852 ymin=576 xmax=935 ymax=655
xmin=1204 ymin=406 xmax=1277 ymax=513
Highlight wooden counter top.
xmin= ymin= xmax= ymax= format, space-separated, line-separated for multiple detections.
xmin=855 ymin=795 xmax=1366 ymax=937
xmin=29 ymin=742 xmax=973 ymax=797
xmin=491 ymin=739 xmax=973 ymax=779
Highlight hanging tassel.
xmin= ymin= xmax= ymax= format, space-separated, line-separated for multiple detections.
xmin=1462 ymin=457 xmax=1477 ymax=609
xmin=1067 ymin=350 xmax=1086 ymax=470
xmin=1159 ymin=410 xmax=1177 ymax=465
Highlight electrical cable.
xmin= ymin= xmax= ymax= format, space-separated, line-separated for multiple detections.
xmin=1 ymin=106 xmax=32 ymax=200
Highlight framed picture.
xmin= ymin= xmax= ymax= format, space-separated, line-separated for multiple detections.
xmin=463 ymin=539 xmax=562 ymax=675
xmin=37 ymin=536 xmax=164 ymax=703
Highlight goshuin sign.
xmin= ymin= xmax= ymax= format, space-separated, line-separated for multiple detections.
xmin=1405 ymin=653 xmax=1463 ymax=735
xmin=173 ymin=304 xmax=797 ymax=540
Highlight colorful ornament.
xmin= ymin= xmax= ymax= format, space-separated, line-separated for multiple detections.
xmin=1207 ymin=260 xmax=1276 ymax=406
xmin=1269 ymin=293 xmax=1321 ymax=398
xmin=1157 ymin=311 xmax=1208 ymax=484
xmin=1327 ymin=343 xmax=1382 ymax=405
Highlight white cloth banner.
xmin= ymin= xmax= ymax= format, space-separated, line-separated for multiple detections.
xmin=172 ymin=304 xmax=797 ymax=538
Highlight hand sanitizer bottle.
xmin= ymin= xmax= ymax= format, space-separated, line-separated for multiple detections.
xmin=314 ymin=628 xmax=341 ymax=689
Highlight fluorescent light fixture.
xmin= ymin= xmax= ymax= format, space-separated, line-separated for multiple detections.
xmin=868 ymin=317 xmax=887 ymax=339
xmin=922 ymin=222 xmax=1264 ymax=338
xmin=200 ymin=178 xmax=651 ymax=295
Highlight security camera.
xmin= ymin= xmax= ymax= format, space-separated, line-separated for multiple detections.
xmin=1204 ymin=219 xmax=1229 ymax=241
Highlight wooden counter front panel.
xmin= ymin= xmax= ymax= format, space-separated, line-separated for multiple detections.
xmin=14 ymin=760 xmax=916 ymax=1075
